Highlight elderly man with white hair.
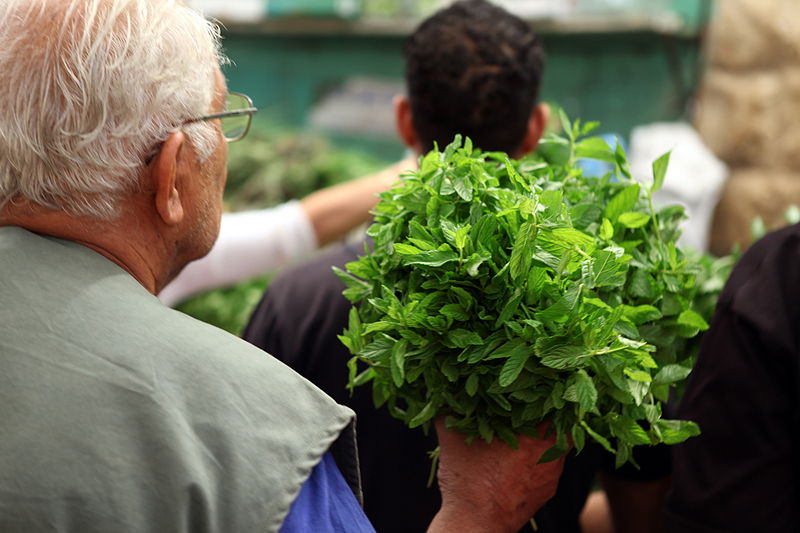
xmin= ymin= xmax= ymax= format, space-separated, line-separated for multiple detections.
xmin=0 ymin=1 xmax=563 ymax=532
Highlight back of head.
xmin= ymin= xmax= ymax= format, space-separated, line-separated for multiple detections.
xmin=405 ymin=0 xmax=545 ymax=154
xmin=0 ymin=0 xmax=224 ymax=219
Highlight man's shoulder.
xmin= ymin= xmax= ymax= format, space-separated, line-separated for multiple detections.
xmin=730 ymin=222 xmax=800 ymax=282
xmin=0 ymin=228 xmax=356 ymax=533
xmin=113 ymin=291 xmax=351 ymax=424
xmin=2 ymin=225 xmax=350 ymax=419
xmin=721 ymin=222 xmax=800 ymax=323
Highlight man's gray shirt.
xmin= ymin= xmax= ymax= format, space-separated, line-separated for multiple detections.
xmin=0 ymin=226 xmax=355 ymax=532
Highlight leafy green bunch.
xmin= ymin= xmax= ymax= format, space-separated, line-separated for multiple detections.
xmin=337 ymin=118 xmax=707 ymax=465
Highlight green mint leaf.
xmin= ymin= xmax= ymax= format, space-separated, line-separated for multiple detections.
xmin=478 ymin=416 xmax=494 ymax=443
xmin=453 ymin=176 xmax=473 ymax=201
xmin=495 ymin=288 xmax=523 ymax=328
xmin=575 ymin=136 xmax=616 ymax=163
xmin=614 ymin=441 xmax=635 ymax=469
xmin=447 ymin=328 xmax=483 ymax=348
xmin=465 ymin=373 xmax=480 ymax=396
xmin=536 ymin=284 xmax=582 ymax=323
xmin=574 ymin=369 xmax=598 ymax=411
xmin=581 ymin=420 xmax=615 ymax=454
xmin=653 ymin=364 xmax=692 ymax=385
xmin=538 ymin=441 xmax=569 ymax=463
xmin=498 ymin=344 xmax=532 ymax=387
xmin=360 ymin=334 xmax=394 ymax=361
xmin=617 ymin=212 xmax=651 ymax=229
xmin=623 ymin=368 xmax=652 ymax=382
xmin=440 ymin=303 xmax=470 ymax=321
xmin=350 ymin=365 xmax=375 ymax=388
xmin=463 ymin=136 xmax=474 ymax=153
xmin=558 ymin=108 xmax=574 ymax=141
xmin=496 ymin=424 xmax=520 ymax=449
xmin=464 ymin=253 xmax=489 ymax=277
xmin=651 ymin=150 xmax=671 ymax=193
xmin=592 ymin=250 xmax=628 ymax=288
xmin=655 ymin=419 xmax=701 ymax=444
xmin=610 ymin=415 xmax=651 ymax=445
xmin=525 ymin=266 xmax=550 ymax=304
xmin=614 ymin=141 xmax=632 ymax=180
xmin=401 ymin=249 xmax=459 ymax=267
xmin=450 ymin=286 xmax=475 ymax=310
xmin=394 ymin=243 xmax=424 ymax=255
xmin=509 ymin=222 xmax=536 ymax=282
xmin=603 ymin=184 xmax=640 ymax=223
xmin=628 ymin=268 xmax=655 ymax=299
xmin=539 ymin=345 xmax=590 ymax=370
xmin=599 ymin=218 xmax=614 ymax=241
xmin=390 ymin=340 xmax=407 ymax=387
xmin=571 ymin=424 xmax=586 ymax=452
xmin=677 ymin=309 xmax=710 ymax=331
xmin=409 ymin=400 xmax=437 ymax=428
xmin=621 ymin=304 xmax=662 ymax=325
xmin=538 ymin=227 xmax=596 ymax=257
xmin=540 ymin=189 xmax=564 ymax=210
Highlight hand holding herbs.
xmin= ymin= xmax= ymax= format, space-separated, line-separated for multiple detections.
xmin=431 ymin=418 xmax=564 ymax=533
xmin=337 ymin=119 xmax=709 ymax=466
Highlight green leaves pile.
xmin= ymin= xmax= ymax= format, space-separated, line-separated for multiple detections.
xmin=337 ymin=118 xmax=707 ymax=465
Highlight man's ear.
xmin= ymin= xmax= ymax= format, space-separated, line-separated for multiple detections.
xmin=150 ymin=131 xmax=186 ymax=226
xmin=394 ymin=94 xmax=422 ymax=153
xmin=517 ymin=103 xmax=550 ymax=157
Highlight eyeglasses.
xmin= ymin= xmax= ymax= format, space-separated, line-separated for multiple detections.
xmin=185 ymin=92 xmax=257 ymax=142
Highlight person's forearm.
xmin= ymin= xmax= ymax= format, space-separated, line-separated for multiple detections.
xmin=301 ymin=157 xmax=414 ymax=246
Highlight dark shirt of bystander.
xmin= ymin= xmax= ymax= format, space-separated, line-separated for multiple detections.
xmin=666 ymin=222 xmax=800 ymax=533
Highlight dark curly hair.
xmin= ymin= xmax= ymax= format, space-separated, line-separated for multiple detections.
xmin=405 ymin=0 xmax=545 ymax=154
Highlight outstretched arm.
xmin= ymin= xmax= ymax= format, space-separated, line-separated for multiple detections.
xmin=301 ymin=156 xmax=414 ymax=247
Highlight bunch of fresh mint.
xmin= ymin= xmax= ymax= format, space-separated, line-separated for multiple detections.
xmin=336 ymin=116 xmax=708 ymax=465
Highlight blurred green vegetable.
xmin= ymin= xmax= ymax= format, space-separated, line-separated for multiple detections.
xmin=177 ymin=277 xmax=271 ymax=335
xmin=225 ymin=127 xmax=386 ymax=211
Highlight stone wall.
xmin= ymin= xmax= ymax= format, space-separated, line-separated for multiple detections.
xmin=694 ymin=0 xmax=800 ymax=255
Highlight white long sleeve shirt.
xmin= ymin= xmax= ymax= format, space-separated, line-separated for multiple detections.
xmin=159 ymin=201 xmax=317 ymax=307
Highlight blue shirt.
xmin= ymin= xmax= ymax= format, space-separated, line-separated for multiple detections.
xmin=279 ymin=452 xmax=376 ymax=533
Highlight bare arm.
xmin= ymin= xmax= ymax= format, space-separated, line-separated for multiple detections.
xmin=301 ymin=157 xmax=415 ymax=246
xmin=428 ymin=419 xmax=566 ymax=533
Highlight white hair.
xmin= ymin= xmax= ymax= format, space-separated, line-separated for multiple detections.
xmin=0 ymin=0 xmax=226 ymax=219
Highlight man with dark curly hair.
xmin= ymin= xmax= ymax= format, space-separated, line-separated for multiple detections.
xmin=244 ymin=3 xmax=552 ymax=533
xmin=400 ymin=0 xmax=546 ymax=155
